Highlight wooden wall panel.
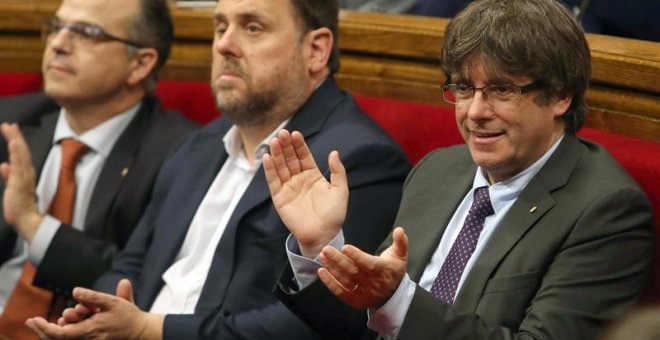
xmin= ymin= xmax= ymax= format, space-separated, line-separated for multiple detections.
xmin=0 ymin=0 xmax=657 ymax=141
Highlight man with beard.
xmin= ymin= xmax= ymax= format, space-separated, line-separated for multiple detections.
xmin=26 ymin=0 xmax=410 ymax=339
xmin=0 ymin=0 xmax=195 ymax=338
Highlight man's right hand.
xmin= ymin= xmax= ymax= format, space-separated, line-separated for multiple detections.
xmin=263 ymin=130 xmax=348 ymax=259
xmin=0 ymin=123 xmax=43 ymax=242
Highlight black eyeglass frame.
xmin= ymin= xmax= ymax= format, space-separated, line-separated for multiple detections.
xmin=442 ymin=81 xmax=542 ymax=105
xmin=41 ymin=18 xmax=145 ymax=49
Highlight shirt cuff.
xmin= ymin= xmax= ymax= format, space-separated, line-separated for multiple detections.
xmin=286 ymin=230 xmax=344 ymax=290
xmin=367 ymin=273 xmax=415 ymax=339
xmin=28 ymin=215 xmax=61 ymax=266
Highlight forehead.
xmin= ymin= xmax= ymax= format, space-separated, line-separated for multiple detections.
xmin=215 ymin=0 xmax=296 ymax=23
xmin=56 ymin=0 xmax=138 ymax=30
xmin=452 ymin=56 xmax=530 ymax=85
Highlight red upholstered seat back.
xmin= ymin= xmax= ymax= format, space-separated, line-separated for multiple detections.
xmin=0 ymin=72 xmax=42 ymax=97
xmin=156 ymin=79 xmax=220 ymax=125
xmin=1 ymin=73 xmax=659 ymax=302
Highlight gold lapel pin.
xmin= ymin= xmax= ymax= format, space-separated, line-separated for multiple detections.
xmin=121 ymin=167 xmax=129 ymax=177
xmin=529 ymin=206 xmax=538 ymax=213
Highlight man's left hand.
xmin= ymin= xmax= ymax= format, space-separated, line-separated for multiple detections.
xmin=317 ymin=227 xmax=409 ymax=309
xmin=25 ymin=279 xmax=164 ymax=339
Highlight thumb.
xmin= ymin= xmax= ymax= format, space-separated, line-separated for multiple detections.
xmin=391 ymin=227 xmax=408 ymax=259
xmin=328 ymin=151 xmax=347 ymax=191
xmin=116 ymin=278 xmax=135 ymax=303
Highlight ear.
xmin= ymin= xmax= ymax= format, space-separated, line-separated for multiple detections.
xmin=550 ymin=92 xmax=573 ymax=118
xmin=304 ymin=27 xmax=333 ymax=75
xmin=126 ymin=48 xmax=158 ymax=87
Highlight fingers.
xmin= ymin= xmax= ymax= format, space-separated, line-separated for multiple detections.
xmin=318 ymin=267 xmax=351 ymax=296
xmin=341 ymin=244 xmax=382 ymax=274
xmin=262 ymin=154 xmax=281 ymax=195
xmin=4 ymin=123 xmax=32 ymax=170
xmin=25 ymin=317 xmax=61 ymax=339
xmin=60 ymin=304 xmax=92 ymax=325
xmin=264 ymin=130 xmax=323 ymax=190
xmin=25 ymin=318 xmax=51 ymax=340
xmin=72 ymin=287 xmax=116 ymax=311
xmin=319 ymin=246 xmax=360 ymax=289
xmin=268 ymin=136 xmax=291 ymax=182
xmin=277 ymin=130 xmax=302 ymax=175
xmin=328 ymin=151 xmax=347 ymax=194
xmin=116 ymin=279 xmax=134 ymax=303
xmin=290 ymin=131 xmax=319 ymax=172
xmin=0 ymin=162 xmax=9 ymax=182
xmin=391 ymin=227 xmax=408 ymax=259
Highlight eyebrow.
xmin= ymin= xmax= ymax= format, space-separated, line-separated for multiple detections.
xmin=213 ymin=11 xmax=271 ymax=26
xmin=52 ymin=15 xmax=101 ymax=28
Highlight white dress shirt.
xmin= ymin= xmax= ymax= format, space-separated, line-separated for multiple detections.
xmin=150 ymin=119 xmax=289 ymax=315
xmin=0 ymin=105 xmax=139 ymax=312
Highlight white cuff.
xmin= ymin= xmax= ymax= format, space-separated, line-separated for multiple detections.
xmin=27 ymin=215 xmax=61 ymax=266
xmin=367 ymin=273 xmax=415 ymax=339
xmin=286 ymin=230 xmax=344 ymax=290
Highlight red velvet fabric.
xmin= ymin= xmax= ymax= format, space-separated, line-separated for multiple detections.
xmin=0 ymin=72 xmax=43 ymax=97
xmin=1 ymin=72 xmax=658 ymax=302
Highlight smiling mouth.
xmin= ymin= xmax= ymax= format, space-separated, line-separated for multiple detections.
xmin=46 ymin=63 xmax=74 ymax=75
xmin=473 ymin=131 xmax=503 ymax=138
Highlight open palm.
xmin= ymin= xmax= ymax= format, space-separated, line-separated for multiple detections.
xmin=263 ymin=130 xmax=348 ymax=258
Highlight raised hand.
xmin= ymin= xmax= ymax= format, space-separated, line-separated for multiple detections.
xmin=317 ymin=227 xmax=409 ymax=309
xmin=25 ymin=279 xmax=164 ymax=339
xmin=263 ymin=130 xmax=348 ymax=258
xmin=0 ymin=123 xmax=43 ymax=242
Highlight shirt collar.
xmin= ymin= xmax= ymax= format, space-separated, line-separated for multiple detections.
xmin=473 ymin=134 xmax=564 ymax=214
xmin=53 ymin=103 xmax=141 ymax=158
xmin=221 ymin=79 xmax=325 ymax=162
xmin=222 ymin=118 xmax=292 ymax=162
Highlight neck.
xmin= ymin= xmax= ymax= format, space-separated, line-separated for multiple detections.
xmin=237 ymin=121 xmax=282 ymax=166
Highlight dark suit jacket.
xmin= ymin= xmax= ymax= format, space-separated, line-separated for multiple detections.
xmin=0 ymin=92 xmax=197 ymax=294
xmin=278 ymin=134 xmax=654 ymax=340
xmin=93 ymin=78 xmax=412 ymax=340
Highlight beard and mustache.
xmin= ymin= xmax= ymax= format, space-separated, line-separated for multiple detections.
xmin=212 ymin=60 xmax=282 ymax=127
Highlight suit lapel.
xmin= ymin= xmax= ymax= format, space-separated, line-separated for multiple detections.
xmin=195 ymin=78 xmax=343 ymax=310
xmin=24 ymin=112 xmax=58 ymax=179
xmin=406 ymin=162 xmax=474 ymax=281
xmin=453 ymin=135 xmax=582 ymax=310
xmin=83 ymin=99 xmax=153 ymax=237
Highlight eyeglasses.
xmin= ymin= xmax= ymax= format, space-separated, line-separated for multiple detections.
xmin=442 ymin=81 xmax=542 ymax=105
xmin=41 ymin=18 xmax=145 ymax=48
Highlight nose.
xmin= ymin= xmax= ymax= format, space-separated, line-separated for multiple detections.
xmin=465 ymin=89 xmax=494 ymax=121
xmin=48 ymin=28 xmax=73 ymax=54
xmin=214 ymin=27 xmax=241 ymax=59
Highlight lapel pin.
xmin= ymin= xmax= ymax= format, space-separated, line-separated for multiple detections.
xmin=529 ymin=206 xmax=538 ymax=213
xmin=121 ymin=167 xmax=129 ymax=177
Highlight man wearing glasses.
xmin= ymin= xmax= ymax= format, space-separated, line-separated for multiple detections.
xmin=263 ymin=0 xmax=654 ymax=339
xmin=0 ymin=0 xmax=195 ymax=337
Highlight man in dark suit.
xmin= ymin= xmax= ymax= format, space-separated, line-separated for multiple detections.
xmin=0 ymin=0 xmax=195 ymax=338
xmin=264 ymin=0 xmax=654 ymax=339
xmin=26 ymin=0 xmax=410 ymax=339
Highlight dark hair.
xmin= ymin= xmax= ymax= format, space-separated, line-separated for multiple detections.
xmin=289 ymin=0 xmax=340 ymax=74
xmin=441 ymin=0 xmax=591 ymax=133
xmin=127 ymin=0 xmax=174 ymax=92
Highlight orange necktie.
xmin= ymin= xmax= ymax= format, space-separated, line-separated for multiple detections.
xmin=0 ymin=138 xmax=87 ymax=339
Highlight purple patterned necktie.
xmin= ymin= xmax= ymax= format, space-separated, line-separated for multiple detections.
xmin=430 ymin=186 xmax=494 ymax=305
